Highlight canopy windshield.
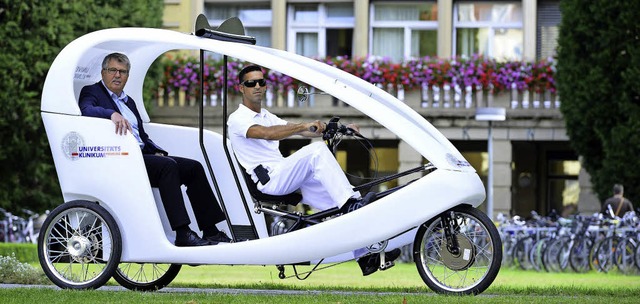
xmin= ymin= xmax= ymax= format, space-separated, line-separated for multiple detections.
xmin=41 ymin=27 xmax=473 ymax=172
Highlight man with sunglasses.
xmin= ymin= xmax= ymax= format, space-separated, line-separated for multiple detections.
xmin=228 ymin=65 xmax=400 ymax=276
xmin=79 ymin=52 xmax=231 ymax=247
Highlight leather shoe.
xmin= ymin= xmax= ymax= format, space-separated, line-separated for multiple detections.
xmin=341 ymin=192 xmax=377 ymax=213
xmin=357 ymin=248 xmax=402 ymax=276
xmin=203 ymin=231 xmax=232 ymax=244
xmin=175 ymin=230 xmax=211 ymax=247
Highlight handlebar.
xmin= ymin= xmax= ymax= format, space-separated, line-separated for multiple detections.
xmin=321 ymin=116 xmax=359 ymax=140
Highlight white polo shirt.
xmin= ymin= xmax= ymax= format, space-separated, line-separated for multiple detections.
xmin=227 ymin=104 xmax=288 ymax=180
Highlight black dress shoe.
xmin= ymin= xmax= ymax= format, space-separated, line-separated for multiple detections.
xmin=203 ymin=231 xmax=232 ymax=244
xmin=357 ymin=248 xmax=402 ymax=276
xmin=175 ymin=230 xmax=211 ymax=247
xmin=384 ymin=248 xmax=402 ymax=264
xmin=341 ymin=192 xmax=377 ymax=213
xmin=357 ymin=254 xmax=379 ymax=276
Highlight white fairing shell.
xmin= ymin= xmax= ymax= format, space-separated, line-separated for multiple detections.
xmin=41 ymin=28 xmax=485 ymax=265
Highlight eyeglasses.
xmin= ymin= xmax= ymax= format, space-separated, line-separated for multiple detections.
xmin=241 ymin=79 xmax=266 ymax=87
xmin=104 ymin=68 xmax=129 ymax=76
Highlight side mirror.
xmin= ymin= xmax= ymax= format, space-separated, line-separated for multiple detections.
xmin=296 ymin=86 xmax=328 ymax=103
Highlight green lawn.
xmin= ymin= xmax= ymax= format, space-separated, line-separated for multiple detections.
xmin=3 ymin=262 xmax=640 ymax=303
xmin=164 ymin=261 xmax=640 ymax=293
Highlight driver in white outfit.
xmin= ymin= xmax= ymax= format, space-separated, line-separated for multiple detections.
xmin=227 ymin=65 xmax=400 ymax=276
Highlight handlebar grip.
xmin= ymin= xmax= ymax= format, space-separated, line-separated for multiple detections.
xmin=309 ymin=126 xmax=318 ymax=132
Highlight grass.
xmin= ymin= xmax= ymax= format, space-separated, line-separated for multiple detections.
xmin=3 ymin=262 xmax=639 ymax=303
xmin=156 ymin=261 xmax=640 ymax=292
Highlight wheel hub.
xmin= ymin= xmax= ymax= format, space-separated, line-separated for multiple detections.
xmin=440 ymin=234 xmax=476 ymax=271
xmin=67 ymin=235 xmax=93 ymax=259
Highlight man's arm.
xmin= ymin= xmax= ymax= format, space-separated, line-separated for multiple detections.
xmin=79 ymin=85 xmax=132 ymax=135
xmin=246 ymin=121 xmax=324 ymax=140
xmin=78 ymin=86 xmax=116 ymax=119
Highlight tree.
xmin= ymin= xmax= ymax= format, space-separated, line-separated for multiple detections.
xmin=0 ymin=0 xmax=163 ymax=213
xmin=557 ymin=0 xmax=640 ymax=206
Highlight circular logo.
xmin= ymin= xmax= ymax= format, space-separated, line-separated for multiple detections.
xmin=61 ymin=132 xmax=85 ymax=161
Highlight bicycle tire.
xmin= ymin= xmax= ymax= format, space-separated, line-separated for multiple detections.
xmin=569 ymin=237 xmax=593 ymax=273
xmin=413 ymin=205 xmax=502 ymax=295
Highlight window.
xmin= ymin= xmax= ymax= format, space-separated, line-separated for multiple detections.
xmin=454 ymin=2 xmax=523 ymax=60
xmin=370 ymin=2 xmax=438 ymax=62
xmin=537 ymin=1 xmax=561 ymax=60
xmin=204 ymin=3 xmax=272 ymax=47
xmin=287 ymin=3 xmax=354 ymax=58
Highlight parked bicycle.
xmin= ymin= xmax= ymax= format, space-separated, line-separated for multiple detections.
xmin=498 ymin=210 xmax=640 ymax=275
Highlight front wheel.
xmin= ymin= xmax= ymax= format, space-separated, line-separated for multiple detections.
xmin=37 ymin=201 xmax=122 ymax=289
xmin=413 ymin=205 xmax=502 ymax=295
xmin=113 ymin=263 xmax=182 ymax=291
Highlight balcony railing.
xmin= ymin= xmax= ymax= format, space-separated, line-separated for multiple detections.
xmin=153 ymin=83 xmax=560 ymax=112
xmin=151 ymin=55 xmax=561 ymax=127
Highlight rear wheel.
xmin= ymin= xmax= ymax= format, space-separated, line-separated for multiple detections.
xmin=513 ymin=236 xmax=534 ymax=270
xmin=594 ymin=236 xmax=619 ymax=273
xmin=113 ymin=263 xmax=182 ymax=291
xmin=413 ymin=205 xmax=502 ymax=295
xmin=569 ymin=237 xmax=593 ymax=273
xmin=529 ymin=237 xmax=549 ymax=272
xmin=614 ymin=238 xmax=637 ymax=274
xmin=635 ymin=240 xmax=640 ymax=272
xmin=38 ymin=201 xmax=122 ymax=289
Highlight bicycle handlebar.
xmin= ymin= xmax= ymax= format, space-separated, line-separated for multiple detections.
xmin=321 ymin=116 xmax=360 ymax=140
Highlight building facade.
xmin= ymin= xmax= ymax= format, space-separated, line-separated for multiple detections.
xmin=158 ymin=0 xmax=601 ymax=219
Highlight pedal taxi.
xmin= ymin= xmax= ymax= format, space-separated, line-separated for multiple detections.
xmin=38 ymin=17 xmax=501 ymax=295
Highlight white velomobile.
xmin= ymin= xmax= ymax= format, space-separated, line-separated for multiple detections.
xmin=39 ymin=16 xmax=501 ymax=295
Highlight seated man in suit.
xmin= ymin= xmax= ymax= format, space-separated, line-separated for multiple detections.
xmin=79 ymin=52 xmax=230 ymax=247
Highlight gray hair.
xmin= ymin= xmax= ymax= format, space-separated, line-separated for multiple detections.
xmin=102 ymin=52 xmax=131 ymax=71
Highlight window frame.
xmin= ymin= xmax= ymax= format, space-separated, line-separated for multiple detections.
xmin=452 ymin=1 xmax=523 ymax=60
xmin=369 ymin=1 xmax=438 ymax=62
xmin=287 ymin=2 xmax=355 ymax=58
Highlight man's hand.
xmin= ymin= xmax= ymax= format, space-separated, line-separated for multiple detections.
xmin=306 ymin=120 xmax=325 ymax=134
xmin=110 ymin=112 xmax=132 ymax=135
xmin=346 ymin=123 xmax=360 ymax=134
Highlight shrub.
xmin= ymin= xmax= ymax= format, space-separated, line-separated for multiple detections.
xmin=0 ymin=243 xmax=38 ymax=264
xmin=0 ymin=253 xmax=48 ymax=285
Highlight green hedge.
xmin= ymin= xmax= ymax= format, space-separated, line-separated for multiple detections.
xmin=0 ymin=0 xmax=164 ymax=215
xmin=0 ymin=243 xmax=38 ymax=264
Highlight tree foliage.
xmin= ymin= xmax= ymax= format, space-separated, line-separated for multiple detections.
xmin=557 ymin=0 xmax=640 ymax=205
xmin=0 ymin=0 xmax=163 ymax=213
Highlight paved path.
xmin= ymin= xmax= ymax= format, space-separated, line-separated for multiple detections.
xmin=0 ymin=283 xmax=428 ymax=296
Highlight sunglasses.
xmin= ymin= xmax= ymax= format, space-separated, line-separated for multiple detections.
xmin=242 ymin=79 xmax=266 ymax=87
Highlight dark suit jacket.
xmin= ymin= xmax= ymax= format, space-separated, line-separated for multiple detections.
xmin=79 ymin=82 xmax=166 ymax=155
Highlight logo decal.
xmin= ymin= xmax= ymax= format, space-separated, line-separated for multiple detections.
xmin=446 ymin=153 xmax=471 ymax=168
xmin=61 ymin=131 xmax=129 ymax=160
xmin=61 ymin=132 xmax=85 ymax=161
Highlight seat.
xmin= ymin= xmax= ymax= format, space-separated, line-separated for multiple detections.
xmin=240 ymin=169 xmax=302 ymax=206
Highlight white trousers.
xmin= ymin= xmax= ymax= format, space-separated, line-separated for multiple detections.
xmin=257 ymin=142 xmax=359 ymax=210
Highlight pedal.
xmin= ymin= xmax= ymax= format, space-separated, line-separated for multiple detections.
xmin=380 ymin=260 xmax=395 ymax=271
xmin=276 ymin=265 xmax=286 ymax=279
